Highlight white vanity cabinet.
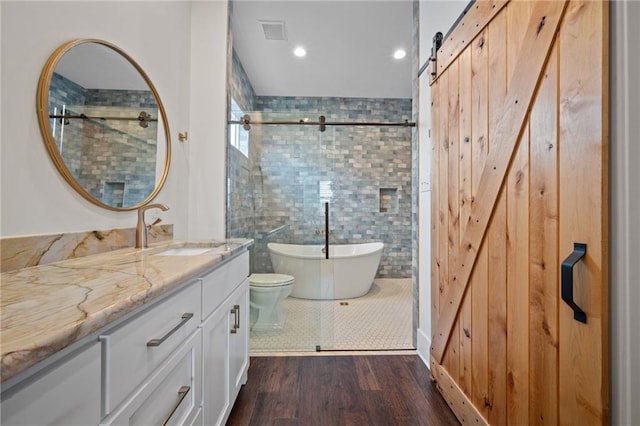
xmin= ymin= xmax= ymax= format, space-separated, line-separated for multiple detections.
xmin=0 ymin=248 xmax=251 ymax=426
xmin=0 ymin=342 xmax=102 ymax=425
xmin=200 ymin=252 xmax=249 ymax=426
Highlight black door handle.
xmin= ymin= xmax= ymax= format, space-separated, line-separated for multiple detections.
xmin=324 ymin=202 xmax=329 ymax=260
xmin=561 ymin=242 xmax=587 ymax=324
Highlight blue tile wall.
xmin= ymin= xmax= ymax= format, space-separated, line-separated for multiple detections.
xmin=228 ymin=49 xmax=259 ymax=271
xmin=227 ymin=52 xmax=413 ymax=278
xmin=230 ymin=49 xmax=256 ymax=112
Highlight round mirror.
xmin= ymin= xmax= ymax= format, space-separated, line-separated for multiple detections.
xmin=36 ymin=39 xmax=171 ymax=211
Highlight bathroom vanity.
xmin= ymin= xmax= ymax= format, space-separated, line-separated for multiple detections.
xmin=0 ymin=239 xmax=252 ymax=426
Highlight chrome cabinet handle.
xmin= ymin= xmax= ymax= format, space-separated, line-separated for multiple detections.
xmin=230 ymin=306 xmax=238 ymax=334
xmin=230 ymin=304 xmax=240 ymax=334
xmin=147 ymin=313 xmax=194 ymax=347
xmin=160 ymin=385 xmax=190 ymax=426
xmin=234 ymin=304 xmax=240 ymax=330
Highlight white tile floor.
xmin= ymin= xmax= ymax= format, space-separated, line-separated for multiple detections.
xmin=250 ymin=278 xmax=414 ymax=353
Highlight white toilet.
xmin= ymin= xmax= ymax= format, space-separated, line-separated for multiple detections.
xmin=249 ymin=273 xmax=294 ymax=331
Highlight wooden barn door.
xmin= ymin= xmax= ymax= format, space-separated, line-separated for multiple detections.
xmin=429 ymin=0 xmax=608 ymax=424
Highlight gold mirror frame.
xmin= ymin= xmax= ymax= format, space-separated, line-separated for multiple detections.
xmin=36 ymin=38 xmax=171 ymax=211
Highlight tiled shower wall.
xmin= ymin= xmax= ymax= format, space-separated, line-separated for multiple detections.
xmin=227 ymin=50 xmax=257 ymax=247
xmin=228 ymin=52 xmax=413 ymax=278
xmin=255 ymin=96 xmax=412 ymax=278
xmin=229 ymin=49 xmax=256 ymax=113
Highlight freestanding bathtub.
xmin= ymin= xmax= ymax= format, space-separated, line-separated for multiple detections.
xmin=267 ymin=242 xmax=384 ymax=300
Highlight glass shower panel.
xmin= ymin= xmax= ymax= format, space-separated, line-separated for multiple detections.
xmin=228 ymin=110 xmax=421 ymax=352
xmin=227 ymin=99 xmax=416 ymax=353
xmin=317 ymin=125 xmax=338 ymax=350
xmin=228 ymin=111 xmax=337 ymax=352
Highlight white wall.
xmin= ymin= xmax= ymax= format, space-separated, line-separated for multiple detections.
xmin=0 ymin=1 xmax=228 ymax=240
xmin=610 ymin=1 xmax=640 ymax=424
xmin=0 ymin=0 xmax=3 ymax=234
xmin=416 ymin=0 xmax=466 ymax=364
xmin=187 ymin=1 xmax=228 ymax=240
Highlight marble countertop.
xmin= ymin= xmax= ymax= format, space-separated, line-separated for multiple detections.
xmin=0 ymin=239 xmax=253 ymax=383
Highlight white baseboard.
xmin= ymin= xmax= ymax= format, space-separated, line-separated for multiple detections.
xmin=416 ymin=328 xmax=431 ymax=369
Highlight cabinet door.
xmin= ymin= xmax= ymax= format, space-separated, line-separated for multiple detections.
xmin=1 ymin=342 xmax=101 ymax=426
xmin=228 ymin=279 xmax=249 ymax=400
xmin=201 ymin=298 xmax=231 ymax=426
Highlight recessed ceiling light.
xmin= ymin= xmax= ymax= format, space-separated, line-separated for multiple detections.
xmin=294 ymin=47 xmax=306 ymax=57
xmin=393 ymin=49 xmax=407 ymax=60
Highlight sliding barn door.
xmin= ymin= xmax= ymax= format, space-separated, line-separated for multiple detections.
xmin=429 ymin=0 xmax=608 ymax=424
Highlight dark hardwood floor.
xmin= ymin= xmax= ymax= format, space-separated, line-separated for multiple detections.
xmin=226 ymin=355 xmax=459 ymax=426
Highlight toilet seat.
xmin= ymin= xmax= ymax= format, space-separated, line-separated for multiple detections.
xmin=249 ymin=273 xmax=294 ymax=288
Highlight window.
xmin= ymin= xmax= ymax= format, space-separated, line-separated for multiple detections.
xmin=229 ymin=98 xmax=249 ymax=157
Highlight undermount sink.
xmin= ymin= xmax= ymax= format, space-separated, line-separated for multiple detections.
xmin=153 ymin=247 xmax=214 ymax=256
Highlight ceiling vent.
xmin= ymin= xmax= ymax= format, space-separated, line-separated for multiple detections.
xmin=259 ymin=20 xmax=287 ymax=41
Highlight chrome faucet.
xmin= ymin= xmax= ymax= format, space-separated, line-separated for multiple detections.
xmin=135 ymin=203 xmax=169 ymax=248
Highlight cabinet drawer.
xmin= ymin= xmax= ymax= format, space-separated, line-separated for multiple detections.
xmin=102 ymin=281 xmax=201 ymax=413
xmin=101 ymin=330 xmax=202 ymax=426
xmin=201 ymin=251 xmax=249 ymax=320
